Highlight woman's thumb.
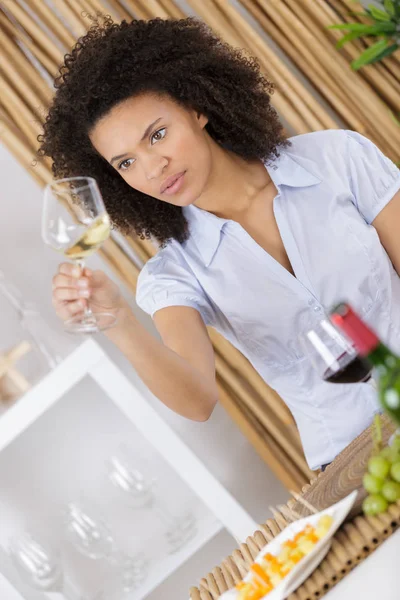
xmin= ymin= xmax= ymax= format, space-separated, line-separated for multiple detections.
xmin=86 ymin=268 xmax=108 ymax=287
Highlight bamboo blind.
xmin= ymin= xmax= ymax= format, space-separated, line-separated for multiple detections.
xmin=1 ymin=0 xmax=399 ymax=491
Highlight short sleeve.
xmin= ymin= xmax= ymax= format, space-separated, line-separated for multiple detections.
xmin=346 ymin=130 xmax=400 ymax=224
xmin=136 ymin=251 xmax=214 ymax=325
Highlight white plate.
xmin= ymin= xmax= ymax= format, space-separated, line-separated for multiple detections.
xmin=220 ymin=491 xmax=358 ymax=600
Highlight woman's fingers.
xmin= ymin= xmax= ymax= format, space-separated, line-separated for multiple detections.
xmin=54 ymin=299 xmax=86 ymax=320
xmin=53 ymin=286 xmax=90 ymax=302
xmin=52 ymin=272 xmax=90 ymax=290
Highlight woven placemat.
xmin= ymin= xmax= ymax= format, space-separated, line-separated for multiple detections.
xmin=189 ymin=499 xmax=400 ymax=600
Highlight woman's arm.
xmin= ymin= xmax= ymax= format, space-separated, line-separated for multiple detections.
xmin=372 ymin=189 xmax=400 ymax=276
xmin=105 ymin=303 xmax=219 ymax=421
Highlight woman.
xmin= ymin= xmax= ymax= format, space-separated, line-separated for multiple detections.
xmin=40 ymin=16 xmax=400 ymax=471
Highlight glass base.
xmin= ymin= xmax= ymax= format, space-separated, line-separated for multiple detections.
xmin=164 ymin=512 xmax=197 ymax=554
xmin=64 ymin=312 xmax=117 ymax=334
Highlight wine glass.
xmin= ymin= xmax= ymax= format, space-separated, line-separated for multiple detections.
xmin=107 ymin=449 xmax=197 ymax=554
xmin=0 ymin=270 xmax=73 ymax=368
xmin=63 ymin=502 xmax=148 ymax=592
xmin=107 ymin=456 xmax=154 ymax=509
xmin=8 ymin=532 xmax=82 ymax=599
xmin=300 ymin=318 xmax=373 ymax=384
xmin=42 ymin=176 xmax=116 ymax=334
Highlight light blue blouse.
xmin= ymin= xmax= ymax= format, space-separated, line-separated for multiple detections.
xmin=136 ymin=130 xmax=400 ymax=470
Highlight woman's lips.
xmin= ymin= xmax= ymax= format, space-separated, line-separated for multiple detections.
xmin=161 ymin=171 xmax=186 ymax=196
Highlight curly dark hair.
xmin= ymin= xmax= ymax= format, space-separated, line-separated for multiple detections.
xmin=38 ymin=16 xmax=289 ymax=247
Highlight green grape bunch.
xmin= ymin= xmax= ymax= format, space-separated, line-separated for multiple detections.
xmin=363 ymin=433 xmax=400 ymax=515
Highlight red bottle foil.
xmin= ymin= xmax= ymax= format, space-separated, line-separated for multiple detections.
xmin=330 ymin=303 xmax=379 ymax=357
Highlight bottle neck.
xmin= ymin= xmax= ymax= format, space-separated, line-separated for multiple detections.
xmin=330 ymin=303 xmax=380 ymax=356
xmin=331 ymin=306 xmax=394 ymax=370
xmin=366 ymin=342 xmax=393 ymax=368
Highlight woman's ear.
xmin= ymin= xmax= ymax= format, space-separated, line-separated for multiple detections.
xmin=197 ymin=112 xmax=208 ymax=128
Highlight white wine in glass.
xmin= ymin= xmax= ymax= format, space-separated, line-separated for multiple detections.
xmin=63 ymin=213 xmax=110 ymax=261
xmin=42 ymin=176 xmax=116 ymax=334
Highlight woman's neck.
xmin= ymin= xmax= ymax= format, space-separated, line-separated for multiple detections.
xmin=193 ymin=139 xmax=273 ymax=220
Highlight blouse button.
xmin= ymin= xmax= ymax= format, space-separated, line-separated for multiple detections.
xmin=314 ymin=306 xmax=322 ymax=312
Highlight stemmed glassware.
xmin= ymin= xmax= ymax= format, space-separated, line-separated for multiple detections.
xmin=42 ymin=177 xmax=116 ymax=334
xmin=300 ymin=317 xmax=373 ymax=385
xmin=63 ymin=502 xmax=148 ymax=593
xmin=8 ymin=532 xmax=83 ymax=599
xmin=0 ymin=271 xmax=68 ymax=371
xmin=106 ymin=447 xmax=197 ymax=554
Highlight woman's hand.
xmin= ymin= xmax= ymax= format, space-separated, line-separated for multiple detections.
xmin=52 ymin=263 xmax=123 ymax=323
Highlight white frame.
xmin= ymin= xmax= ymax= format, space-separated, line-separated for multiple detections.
xmin=0 ymin=339 xmax=257 ymax=543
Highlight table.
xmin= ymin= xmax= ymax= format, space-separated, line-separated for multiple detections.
xmin=324 ymin=528 xmax=400 ymax=599
xmin=189 ymin=413 xmax=400 ymax=600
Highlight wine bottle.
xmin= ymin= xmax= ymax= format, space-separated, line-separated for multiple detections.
xmin=330 ymin=303 xmax=400 ymax=426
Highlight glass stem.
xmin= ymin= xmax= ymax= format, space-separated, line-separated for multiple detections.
xmin=75 ymin=260 xmax=93 ymax=320
xmin=44 ymin=592 xmax=65 ymax=600
xmin=151 ymin=499 xmax=176 ymax=529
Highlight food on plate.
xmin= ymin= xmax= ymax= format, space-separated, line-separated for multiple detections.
xmin=234 ymin=514 xmax=333 ymax=599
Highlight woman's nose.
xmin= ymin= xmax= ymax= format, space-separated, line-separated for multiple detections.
xmin=144 ymin=156 xmax=168 ymax=181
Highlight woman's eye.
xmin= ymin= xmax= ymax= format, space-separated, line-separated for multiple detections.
xmin=150 ymin=128 xmax=166 ymax=144
xmin=118 ymin=158 xmax=135 ymax=171
xmin=117 ymin=128 xmax=166 ymax=171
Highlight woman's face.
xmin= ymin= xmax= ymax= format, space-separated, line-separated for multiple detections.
xmin=89 ymin=93 xmax=212 ymax=207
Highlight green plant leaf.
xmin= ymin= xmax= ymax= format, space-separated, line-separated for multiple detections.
xmin=383 ymin=0 xmax=395 ymax=17
xmin=389 ymin=110 xmax=400 ymax=126
xmin=351 ymin=38 xmax=389 ymax=69
xmin=367 ymin=42 xmax=399 ymax=63
xmin=346 ymin=11 xmax=371 ymax=17
xmin=336 ymin=31 xmax=368 ymax=48
xmin=334 ymin=23 xmax=398 ymax=46
xmin=368 ymin=4 xmax=391 ymax=21
xmin=328 ymin=21 xmax=396 ymax=32
xmin=328 ymin=23 xmax=375 ymax=31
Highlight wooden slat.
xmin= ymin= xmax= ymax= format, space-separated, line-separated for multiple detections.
xmin=1 ymin=0 xmax=64 ymax=63
xmin=86 ymin=0 xmax=131 ymax=22
xmin=314 ymin=0 xmax=400 ymax=111
xmin=0 ymin=72 xmax=43 ymax=149
xmin=214 ymin=0 xmax=334 ymax=131
xmin=24 ymin=0 xmax=75 ymax=49
xmin=0 ymin=109 xmax=51 ymax=187
xmin=215 ymin=351 xmax=311 ymax=479
xmin=217 ymin=381 xmax=307 ymax=491
xmin=0 ymin=52 xmax=46 ymax=122
xmin=186 ymin=0 xmax=311 ymax=134
xmin=282 ymin=0 xmax=400 ymax=156
xmin=135 ymin=0 xmax=170 ymax=19
xmin=121 ymin=0 xmax=152 ymax=20
xmin=158 ymin=0 xmax=186 ymax=19
xmin=0 ymin=25 xmax=52 ymax=104
xmin=0 ymin=9 xmax=59 ymax=76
